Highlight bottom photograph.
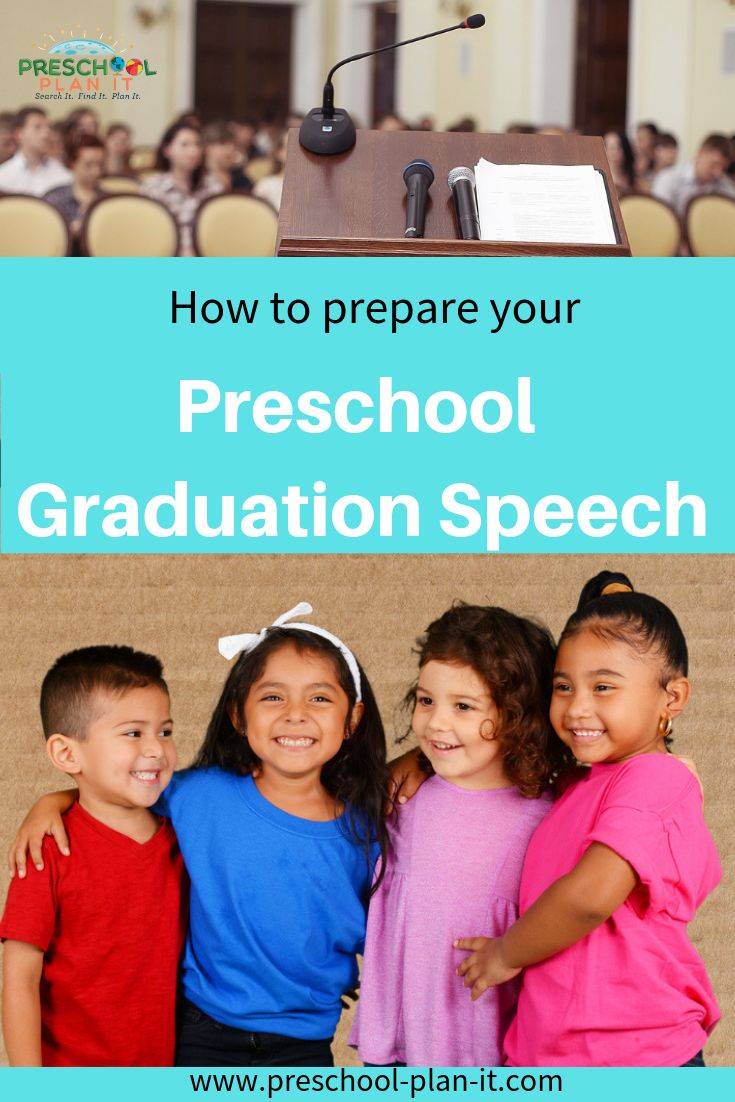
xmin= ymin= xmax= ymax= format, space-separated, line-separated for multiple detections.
xmin=0 ymin=554 xmax=731 ymax=1069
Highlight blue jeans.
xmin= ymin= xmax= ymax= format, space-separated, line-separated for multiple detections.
xmin=681 ymin=1051 xmax=705 ymax=1067
xmin=175 ymin=998 xmax=334 ymax=1067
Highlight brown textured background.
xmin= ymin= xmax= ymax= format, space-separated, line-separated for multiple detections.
xmin=0 ymin=555 xmax=731 ymax=1066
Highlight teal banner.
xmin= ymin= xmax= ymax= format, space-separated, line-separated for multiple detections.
xmin=0 ymin=1066 xmax=732 ymax=1098
xmin=0 ymin=258 xmax=730 ymax=552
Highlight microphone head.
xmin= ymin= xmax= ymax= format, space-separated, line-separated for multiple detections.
xmin=403 ymin=159 xmax=435 ymax=185
xmin=448 ymin=165 xmax=476 ymax=189
xmin=464 ymin=14 xmax=486 ymax=29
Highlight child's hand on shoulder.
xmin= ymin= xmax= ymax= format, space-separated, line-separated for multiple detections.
xmin=454 ymin=936 xmax=521 ymax=1000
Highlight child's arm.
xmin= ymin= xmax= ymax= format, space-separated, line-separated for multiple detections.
xmin=387 ymin=747 xmax=430 ymax=811
xmin=2 ymin=940 xmax=44 ymax=1065
xmin=7 ymin=790 xmax=77 ymax=878
xmin=456 ymin=842 xmax=637 ymax=999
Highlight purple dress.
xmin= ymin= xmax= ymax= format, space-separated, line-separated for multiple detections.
xmin=351 ymin=775 xmax=553 ymax=1066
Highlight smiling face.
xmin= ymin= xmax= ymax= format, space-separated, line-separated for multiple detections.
xmin=411 ymin=660 xmax=507 ymax=789
xmin=238 ymin=643 xmax=359 ymax=785
xmin=550 ymin=628 xmax=688 ymax=764
xmin=53 ymin=685 xmax=176 ymax=813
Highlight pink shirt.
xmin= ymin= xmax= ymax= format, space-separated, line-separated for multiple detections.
xmin=505 ymin=755 xmax=721 ymax=1067
xmin=351 ymin=776 xmax=553 ymax=1066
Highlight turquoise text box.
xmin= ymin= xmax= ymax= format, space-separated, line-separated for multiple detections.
xmin=1 ymin=258 xmax=731 ymax=552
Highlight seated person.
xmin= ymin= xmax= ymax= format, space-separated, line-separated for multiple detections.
xmin=652 ymin=133 xmax=735 ymax=215
xmin=141 ymin=120 xmax=223 ymax=255
xmin=0 ymin=646 xmax=185 ymax=1066
xmin=203 ymin=121 xmax=253 ymax=193
xmin=45 ymin=135 xmax=106 ymax=252
xmin=0 ymin=106 xmax=71 ymax=196
xmin=104 ymin=122 xmax=135 ymax=177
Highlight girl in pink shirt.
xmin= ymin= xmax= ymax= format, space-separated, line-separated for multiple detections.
xmin=351 ymin=604 xmax=574 ymax=1067
xmin=457 ymin=571 xmax=721 ymax=1067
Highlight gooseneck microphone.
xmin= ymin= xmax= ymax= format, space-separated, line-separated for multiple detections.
xmin=448 ymin=166 xmax=481 ymax=240
xmin=299 ymin=15 xmax=487 ymax=156
xmin=404 ymin=160 xmax=434 ymax=238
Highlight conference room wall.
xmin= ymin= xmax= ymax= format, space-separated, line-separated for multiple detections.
xmin=0 ymin=554 xmax=731 ymax=1066
xmin=3 ymin=1 xmax=732 ymax=152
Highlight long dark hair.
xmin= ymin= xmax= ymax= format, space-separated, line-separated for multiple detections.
xmin=154 ymin=120 xmax=205 ymax=188
xmin=405 ymin=603 xmax=574 ymax=797
xmin=193 ymin=627 xmax=388 ymax=891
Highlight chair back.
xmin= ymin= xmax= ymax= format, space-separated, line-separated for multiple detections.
xmin=685 ymin=194 xmax=735 ymax=256
xmin=194 ymin=193 xmax=278 ymax=257
xmin=619 ymin=195 xmax=681 ymax=257
xmin=245 ymin=156 xmax=275 ymax=182
xmin=0 ymin=194 xmax=70 ymax=256
xmin=99 ymin=175 xmax=141 ymax=195
xmin=82 ymin=194 xmax=178 ymax=256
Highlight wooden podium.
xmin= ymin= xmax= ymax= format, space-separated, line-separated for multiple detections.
xmin=277 ymin=130 xmax=630 ymax=257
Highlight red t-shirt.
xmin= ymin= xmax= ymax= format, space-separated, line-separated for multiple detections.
xmin=0 ymin=802 xmax=185 ymax=1066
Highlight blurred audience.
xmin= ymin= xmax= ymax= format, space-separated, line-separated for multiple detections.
xmin=141 ymin=120 xmax=223 ymax=255
xmin=203 ymin=121 xmax=253 ymax=192
xmin=252 ymin=131 xmax=287 ymax=212
xmin=651 ymin=132 xmax=679 ymax=178
xmin=0 ymin=106 xmax=72 ymax=195
xmin=634 ymin=120 xmax=659 ymax=182
xmin=652 ymin=132 xmax=735 ymax=215
xmin=374 ymin=113 xmax=410 ymax=132
xmin=604 ymin=129 xmax=638 ymax=196
xmin=3 ymin=103 xmax=734 ymax=255
xmin=0 ymin=111 xmax=17 ymax=164
xmin=105 ymin=123 xmax=134 ymax=177
xmin=45 ymin=135 xmax=106 ymax=252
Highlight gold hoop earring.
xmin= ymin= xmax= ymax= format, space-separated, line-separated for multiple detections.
xmin=658 ymin=715 xmax=673 ymax=739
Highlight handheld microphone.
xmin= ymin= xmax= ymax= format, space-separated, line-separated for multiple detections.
xmin=299 ymin=15 xmax=487 ymax=156
xmin=448 ymin=166 xmax=481 ymax=240
xmin=404 ymin=160 xmax=434 ymax=238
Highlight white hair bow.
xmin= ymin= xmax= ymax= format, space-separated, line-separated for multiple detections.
xmin=218 ymin=602 xmax=362 ymax=701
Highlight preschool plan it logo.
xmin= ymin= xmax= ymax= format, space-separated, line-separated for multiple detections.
xmin=19 ymin=24 xmax=157 ymax=103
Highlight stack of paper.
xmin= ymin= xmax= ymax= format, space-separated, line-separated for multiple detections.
xmin=474 ymin=160 xmax=616 ymax=245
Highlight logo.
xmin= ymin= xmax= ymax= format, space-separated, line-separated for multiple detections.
xmin=19 ymin=25 xmax=157 ymax=103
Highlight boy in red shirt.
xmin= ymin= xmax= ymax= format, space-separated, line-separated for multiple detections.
xmin=0 ymin=646 xmax=185 ymax=1066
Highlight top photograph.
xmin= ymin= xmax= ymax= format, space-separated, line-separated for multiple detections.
xmin=0 ymin=0 xmax=734 ymax=256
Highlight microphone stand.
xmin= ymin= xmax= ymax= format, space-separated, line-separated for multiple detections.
xmin=299 ymin=16 xmax=486 ymax=156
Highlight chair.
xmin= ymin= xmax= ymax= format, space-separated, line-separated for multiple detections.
xmin=619 ymin=195 xmax=681 ymax=257
xmin=194 ymin=193 xmax=278 ymax=257
xmin=99 ymin=175 xmax=141 ymax=195
xmin=245 ymin=155 xmax=275 ymax=183
xmin=685 ymin=194 xmax=735 ymax=256
xmin=81 ymin=194 xmax=178 ymax=256
xmin=0 ymin=194 xmax=70 ymax=256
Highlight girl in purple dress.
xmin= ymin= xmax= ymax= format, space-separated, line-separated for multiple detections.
xmin=351 ymin=603 xmax=573 ymax=1067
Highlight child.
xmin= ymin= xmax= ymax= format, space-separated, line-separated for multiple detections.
xmin=351 ymin=603 xmax=573 ymax=1067
xmin=0 ymin=646 xmax=184 ymax=1066
xmin=456 ymin=572 xmax=721 ymax=1067
xmin=8 ymin=604 xmax=387 ymax=1068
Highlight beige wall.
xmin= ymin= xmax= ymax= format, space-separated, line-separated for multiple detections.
xmin=630 ymin=0 xmax=735 ymax=158
xmin=3 ymin=2 xmax=731 ymax=150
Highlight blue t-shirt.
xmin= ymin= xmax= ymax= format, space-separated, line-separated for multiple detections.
xmin=156 ymin=768 xmax=377 ymax=1039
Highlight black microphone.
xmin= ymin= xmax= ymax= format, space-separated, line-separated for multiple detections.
xmin=448 ymin=166 xmax=481 ymax=240
xmin=404 ymin=160 xmax=434 ymax=238
xmin=299 ymin=15 xmax=487 ymax=156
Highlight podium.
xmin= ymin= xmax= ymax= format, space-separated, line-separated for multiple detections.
xmin=277 ymin=130 xmax=630 ymax=257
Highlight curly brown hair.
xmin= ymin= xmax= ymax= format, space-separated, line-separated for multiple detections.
xmin=405 ymin=603 xmax=574 ymax=797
